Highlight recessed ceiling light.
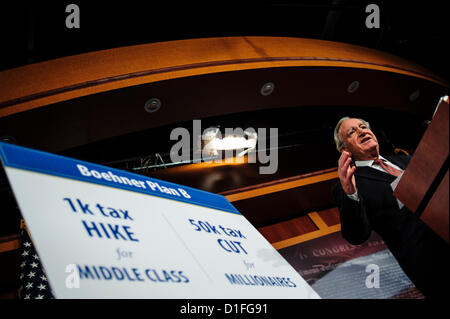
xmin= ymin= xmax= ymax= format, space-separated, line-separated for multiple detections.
xmin=144 ymin=98 xmax=161 ymax=113
xmin=347 ymin=81 xmax=360 ymax=93
xmin=261 ymin=82 xmax=275 ymax=96
xmin=409 ymin=90 xmax=420 ymax=102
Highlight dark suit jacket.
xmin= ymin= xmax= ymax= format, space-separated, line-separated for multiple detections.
xmin=333 ymin=155 xmax=449 ymax=298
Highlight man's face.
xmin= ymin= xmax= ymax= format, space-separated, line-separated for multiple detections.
xmin=339 ymin=118 xmax=379 ymax=160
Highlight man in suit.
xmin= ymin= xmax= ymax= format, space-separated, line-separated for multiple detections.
xmin=333 ymin=117 xmax=449 ymax=298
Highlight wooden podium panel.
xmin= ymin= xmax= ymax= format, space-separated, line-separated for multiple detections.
xmin=393 ymin=97 xmax=449 ymax=243
xmin=420 ymin=171 xmax=449 ymax=243
xmin=393 ymin=98 xmax=448 ymax=213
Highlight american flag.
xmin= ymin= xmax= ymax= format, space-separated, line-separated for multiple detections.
xmin=19 ymin=221 xmax=54 ymax=299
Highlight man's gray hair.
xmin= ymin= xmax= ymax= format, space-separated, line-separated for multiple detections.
xmin=334 ymin=117 xmax=371 ymax=152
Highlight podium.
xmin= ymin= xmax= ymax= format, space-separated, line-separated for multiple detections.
xmin=393 ymin=96 xmax=449 ymax=243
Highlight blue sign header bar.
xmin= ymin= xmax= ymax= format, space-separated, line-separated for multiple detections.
xmin=0 ymin=142 xmax=240 ymax=215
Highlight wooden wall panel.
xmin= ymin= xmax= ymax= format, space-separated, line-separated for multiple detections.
xmin=258 ymin=215 xmax=318 ymax=243
xmin=317 ymin=207 xmax=340 ymax=227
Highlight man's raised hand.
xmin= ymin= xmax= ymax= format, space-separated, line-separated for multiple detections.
xmin=338 ymin=151 xmax=357 ymax=195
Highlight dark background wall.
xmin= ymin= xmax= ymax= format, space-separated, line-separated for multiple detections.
xmin=0 ymin=1 xmax=448 ymax=82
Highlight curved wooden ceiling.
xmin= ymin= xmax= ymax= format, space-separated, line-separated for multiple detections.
xmin=0 ymin=37 xmax=447 ymax=153
xmin=0 ymin=36 xmax=447 ymax=117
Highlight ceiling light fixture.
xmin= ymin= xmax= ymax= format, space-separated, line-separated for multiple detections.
xmin=201 ymin=128 xmax=257 ymax=157
xmin=409 ymin=90 xmax=420 ymax=102
xmin=144 ymin=98 xmax=161 ymax=113
xmin=261 ymin=82 xmax=275 ymax=96
xmin=347 ymin=80 xmax=360 ymax=93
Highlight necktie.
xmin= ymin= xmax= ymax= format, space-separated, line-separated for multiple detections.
xmin=373 ymin=158 xmax=403 ymax=177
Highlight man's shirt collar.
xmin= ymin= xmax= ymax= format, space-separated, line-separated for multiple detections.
xmin=355 ymin=155 xmax=387 ymax=167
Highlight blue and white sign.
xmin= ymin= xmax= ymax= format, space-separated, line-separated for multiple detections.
xmin=0 ymin=142 xmax=320 ymax=299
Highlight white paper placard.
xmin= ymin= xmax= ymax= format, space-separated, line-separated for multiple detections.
xmin=0 ymin=142 xmax=320 ymax=299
